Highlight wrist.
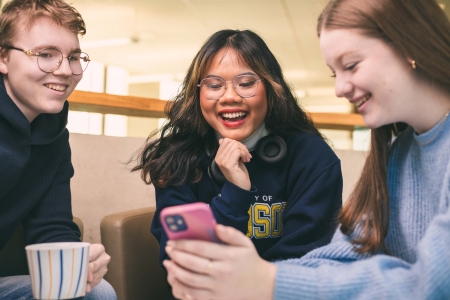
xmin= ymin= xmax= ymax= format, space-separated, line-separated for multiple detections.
xmin=256 ymin=260 xmax=277 ymax=300
xmin=227 ymin=177 xmax=251 ymax=191
xmin=240 ymin=180 xmax=251 ymax=191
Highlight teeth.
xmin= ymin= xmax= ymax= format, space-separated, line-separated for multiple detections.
xmin=45 ymin=84 xmax=67 ymax=91
xmin=355 ymin=95 xmax=370 ymax=107
xmin=221 ymin=112 xmax=246 ymax=118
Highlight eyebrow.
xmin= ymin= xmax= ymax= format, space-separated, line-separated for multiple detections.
xmin=204 ymin=71 xmax=257 ymax=79
xmin=32 ymin=44 xmax=82 ymax=54
xmin=331 ymin=50 xmax=360 ymax=65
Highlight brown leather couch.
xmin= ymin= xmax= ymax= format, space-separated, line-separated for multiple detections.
xmin=100 ymin=206 xmax=169 ymax=300
xmin=0 ymin=217 xmax=84 ymax=277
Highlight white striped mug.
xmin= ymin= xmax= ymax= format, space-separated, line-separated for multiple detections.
xmin=25 ymin=242 xmax=90 ymax=300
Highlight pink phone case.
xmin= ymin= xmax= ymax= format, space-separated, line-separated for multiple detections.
xmin=160 ymin=203 xmax=220 ymax=243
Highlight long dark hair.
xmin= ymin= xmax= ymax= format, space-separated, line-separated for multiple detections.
xmin=132 ymin=29 xmax=322 ymax=188
xmin=318 ymin=0 xmax=450 ymax=254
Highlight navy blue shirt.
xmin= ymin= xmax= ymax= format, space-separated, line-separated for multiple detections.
xmin=152 ymin=130 xmax=343 ymax=263
xmin=0 ymin=79 xmax=80 ymax=251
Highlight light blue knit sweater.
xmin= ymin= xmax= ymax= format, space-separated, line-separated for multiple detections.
xmin=274 ymin=116 xmax=450 ymax=300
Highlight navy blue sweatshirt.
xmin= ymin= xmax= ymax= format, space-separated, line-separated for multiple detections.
xmin=0 ymin=78 xmax=80 ymax=251
xmin=152 ymin=130 xmax=343 ymax=264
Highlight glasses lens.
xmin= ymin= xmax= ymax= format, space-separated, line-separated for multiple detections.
xmin=37 ymin=48 xmax=62 ymax=73
xmin=233 ymin=75 xmax=259 ymax=98
xmin=69 ymin=52 xmax=90 ymax=75
xmin=200 ymin=77 xmax=225 ymax=100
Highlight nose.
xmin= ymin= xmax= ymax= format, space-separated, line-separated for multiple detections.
xmin=52 ymin=57 xmax=73 ymax=77
xmin=334 ymin=75 xmax=353 ymax=99
xmin=218 ymin=81 xmax=242 ymax=104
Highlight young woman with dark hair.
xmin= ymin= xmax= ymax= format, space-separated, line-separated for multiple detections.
xmin=161 ymin=1 xmax=450 ymax=299
xmin=133 ymin=29 xmax=342 ymax=265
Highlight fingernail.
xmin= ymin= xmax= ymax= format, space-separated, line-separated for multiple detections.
xmin=166 ymin=245 xmax=173 ymax=253
xmin=167 ymin=240 xmax=175 ymax=247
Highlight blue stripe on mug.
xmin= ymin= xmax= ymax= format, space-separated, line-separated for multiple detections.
xmin=74 ymin=247 xmax=84 ymax=297
xmin=37 ymin=250 xmax=42 ymax=300
xmin=58 ymin=249 xmax=63 ymax=299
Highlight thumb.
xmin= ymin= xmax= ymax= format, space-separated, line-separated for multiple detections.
xmin=215 ymin=224 xmax=253 ymax=247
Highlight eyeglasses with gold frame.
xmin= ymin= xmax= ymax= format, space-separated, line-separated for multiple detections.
xmin=7 ymin=46 xmax=90 ymax=75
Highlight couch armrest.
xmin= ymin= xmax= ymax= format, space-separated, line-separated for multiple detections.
xmin=101 ymin=206 xmax=169 ymax=300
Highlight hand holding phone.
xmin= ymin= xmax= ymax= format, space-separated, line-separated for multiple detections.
xmin=160 ymin=203 xmax=220 ymax=243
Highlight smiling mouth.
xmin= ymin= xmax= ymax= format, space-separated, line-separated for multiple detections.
xmin=45 ymin=84 xmax=67 ymax=92
xmin=220 ymin=111 xmax=248 ymax=121
xmin=354 ymin=94 xmax=370 ymax=107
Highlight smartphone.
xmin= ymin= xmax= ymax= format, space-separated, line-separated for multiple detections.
xmin=160 ymin=203 xmax=220 ymax=243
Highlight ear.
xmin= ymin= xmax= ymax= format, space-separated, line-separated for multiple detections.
xmin=0 ymin=47 xmax=9 ymax=74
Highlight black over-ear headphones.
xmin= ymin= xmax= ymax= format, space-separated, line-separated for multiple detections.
xmin=209 ymin=135 xmax=287 ymax=184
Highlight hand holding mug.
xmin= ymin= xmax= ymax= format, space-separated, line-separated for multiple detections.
xmin=86 ymin=243 xmax=111 ymax=292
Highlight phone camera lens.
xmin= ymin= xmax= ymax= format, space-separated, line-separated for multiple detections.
xmin=166 ymin=215 xmax=188 ymax=232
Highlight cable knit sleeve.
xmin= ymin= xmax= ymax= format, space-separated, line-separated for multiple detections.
xmin=273 ymin=165 xmax=450 ymax=299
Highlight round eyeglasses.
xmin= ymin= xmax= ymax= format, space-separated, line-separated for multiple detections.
xmin=8 ymin=46 xmax=90 ymax=75
xmin=197 ymin=74 xmax=262 ymax=100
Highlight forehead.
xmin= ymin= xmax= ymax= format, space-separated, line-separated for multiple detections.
xmin=320 ymin=29 xmax=365 ymax=53
xmin=204 ymin=48 xmax=253 ymax=75
xmin=319 ymin=28 xmax=380 ymax=64
xmin=11 ymin=15 xmax=79 ymax=48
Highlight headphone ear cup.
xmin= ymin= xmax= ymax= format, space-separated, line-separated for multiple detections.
xmin=209 ymin=160 xmax=226 ymax=184
xmin=255 ymin=135 xmax=287 ymax=164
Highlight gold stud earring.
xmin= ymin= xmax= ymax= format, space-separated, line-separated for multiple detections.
xmin=411 ymin=60 xmax=416 ymax=69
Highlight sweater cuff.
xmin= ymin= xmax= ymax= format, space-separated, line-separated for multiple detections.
xmin=218 ymin=180 xmax=257 ymax=216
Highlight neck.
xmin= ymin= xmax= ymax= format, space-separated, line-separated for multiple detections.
xmin=406 ymin=84 xmax=450 ymax=134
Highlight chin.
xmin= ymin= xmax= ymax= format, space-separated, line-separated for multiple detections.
xmin=42 ymin=102 xmax=66 ymax=114
xmin=362 ymin=117 xmax=385 ymax=130
xmin=221 ymin=131 xmax=251 ymax=141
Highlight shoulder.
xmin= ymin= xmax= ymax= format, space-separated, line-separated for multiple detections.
xmin=40 ymin=128 xmax=72 ymax=164
xmin=280 ymin=130 xmax=339 ymax=164
xmin=52 ymin=128 xmax=71 ymax=151
xmin=281 ymin=130 xmax=333 ymax=149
